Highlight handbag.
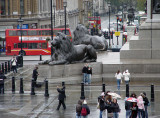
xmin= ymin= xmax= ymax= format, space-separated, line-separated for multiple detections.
xmin=97 ymin=102 xmax=100 ymax=109
xmin=121 ymin=79 xmax=123 ymax=83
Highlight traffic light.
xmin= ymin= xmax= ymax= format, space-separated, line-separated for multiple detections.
xmin=110 ymin=31 xmax=113 ymax=39
xmin=104 ymin=31 xmax=108 ymax=39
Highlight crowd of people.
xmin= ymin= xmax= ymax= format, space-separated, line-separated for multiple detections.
xmin=82 ymin=64 xmax=92 ymax=84
xmin=75 ymin=91 xmax=149 ymax=118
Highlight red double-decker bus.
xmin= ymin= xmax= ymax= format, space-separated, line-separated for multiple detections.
xmin=88 ymin=16 xmax=101 ymax=30
xmin=6 ymin=28 xmax=72 ymax=56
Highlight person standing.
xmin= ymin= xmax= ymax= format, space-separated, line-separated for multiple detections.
xmin=81 ymin=100 xmax=90 ymax=118
xmin=130 ymin=102 xmax=138 ymax=118
xmin=137 ymin=95 xmax=145 ymax=118
xmin=82 ymin=64 xmax=88 ymax=84
xmin=98 ymin=92 xmax=106 ymax=118
xmin=56 ymin=85 xmax=66 ymax=110
xmin=125 ymin=98 xmax=132 ymax=118
xmin=11 ymin=56 xmax=17 ymax=73
xmin=87 ymin=66 xmax=92 ymax=84
xmin=115 ymin=70 xmax=123 ymax=90
xmin=0 ymin=71 xmax=6 ymax=94
xmin=142 ymin=92 xmax=149 ymax=118
xmin=123 ymin=70 xmax=130 ymax=85
xmin=76 ymin=100 xmax=83 ymax=118
xmin=32 ymin=66 xmax=39 ymax=87
xmin=112 ymin=98 xmax=120 ymax=118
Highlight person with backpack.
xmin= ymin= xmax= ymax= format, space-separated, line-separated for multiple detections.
xmin=76 ymin=99 xmax=83 ymax=118
xmin=98 ymin=92 xmax=106 ymax=118
xmin=81 ymin=100 xmax=90 ymax=118
xmin=141 ymin=92 xmax=149 ymax=118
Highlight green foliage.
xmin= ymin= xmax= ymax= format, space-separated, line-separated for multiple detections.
xmin=137 ymin=0 xmax=146 ymax=11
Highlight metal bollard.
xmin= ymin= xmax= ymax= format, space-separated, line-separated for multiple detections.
xmin=126 ymin=84 xmax=129 ymax=97
xmin=151 ymin=84 xmax=154 ymax=102
xmin=8 ymin=61 xmax=10 ymax=72
xmin=40 ymin=54 xmax=42 ymax=61
xmin=102 ymin=83 xmax=105 ymax=92
xmin=12 ymin=77 xmax=15 ymax=93
xmin=44 ymin=80 xmax=49 ymax=97
xmin=30 ymin=79 xmax=35 ymax=95
xmin=2 ymin=63 xmax=4 ymax=74
xmin=5 ymin=62 xmax=7 ymax=74
xmin=80 ymin=82 xmax=85 ymax=100
xmin=19 ymin=78 xmax=24 ymax=94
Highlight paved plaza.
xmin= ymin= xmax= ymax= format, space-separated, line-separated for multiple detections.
xmin=0 ymin=52 xmax=160 ymax=118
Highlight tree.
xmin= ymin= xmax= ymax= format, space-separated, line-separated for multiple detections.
xmin=137 ymin=0 xmax=146 ymax=11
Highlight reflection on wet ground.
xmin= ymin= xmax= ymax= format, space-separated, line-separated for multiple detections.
xmin=0 ymin=82 xmax=160 ymax=118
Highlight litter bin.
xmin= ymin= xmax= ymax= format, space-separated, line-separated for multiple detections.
xmin=16 ymin=55 xmax=23 ymax=67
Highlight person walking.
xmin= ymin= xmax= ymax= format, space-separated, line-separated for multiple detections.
xmin=137 ymin=95 xmax=145 ymax=118
xmin=98 ymin=92 xmax=106 ymax=118
xmin=125 ymin=98 xmax=132 ymax=118
xmin=32 ymin=66 xmax=39 ymax=87
xmin=142 ymin=92 xmax=149 ymax=118
xmin=11 ymin=55 xmax=17 ymax=73
xmin=81 ymin=100 xmax=90 ymax=118
xmin=112 ymin=98 xmax=120 ymax=118
xmin=87 ymin=66 xmax=92 ymax=84
xmin=0 ymin=71 xmax=6 ymax=94
xmin=82 ymin=64 xmax=88 ymax=84
xmin=56 ymin=85 xmax=66 ymax=110
xmin=123 ymin=70 xmax=130 ymax=85
xmin=115 ymin=70 xmax=123 ymax=90
xmin=76 ymin=100 xmax=83 ymax=118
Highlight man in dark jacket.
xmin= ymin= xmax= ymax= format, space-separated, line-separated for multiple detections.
xmin=0 ymin=71 xmax=6 ymax=94
xmin=56 ymin=85 xmax=66 ymax=110
xmin=125 ymin=98 xmax=132 ymax=118
xmin=82 ymin=64 xmax=88 ymax=84
xmin=32 ymin=66 xmax=39 ymax=87
xmin=98 ymin=92 xmax=106 ymax=118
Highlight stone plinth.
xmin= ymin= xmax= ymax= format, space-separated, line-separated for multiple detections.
xmin=126 ymin=25 xmax=136 ymax=42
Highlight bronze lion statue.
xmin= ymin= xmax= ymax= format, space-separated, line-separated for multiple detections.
xmin=73 ymin=24 xmax=108 ymax=51
xmin=40 ymin=32 xmax=97 ymax=65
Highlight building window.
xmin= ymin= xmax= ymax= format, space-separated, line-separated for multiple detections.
xmin=20 ymin=0 xmax=24 ymax=14
xmin=56 ymin=0 xmax=63 ymax=10
xmin=0 ymin=0 xmax=5 ymax=15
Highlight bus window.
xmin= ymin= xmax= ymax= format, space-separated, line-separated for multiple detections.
xmin=53 ymin=30 xmax=61 ymax=35
xmin=42 ymin=43 xmax=47 ymax=49
xmin=28 ymin=30 xmax=37 ymax=36
xmin=18 ymin=43 xmax=27 ymax=48
xmin=62 ymin=30 xmax=70 ymax=35
xmin=37 ymin=43 xmax=42 ymax=49
xmin=28 ymin=43 xmax=37 ymax=49
xmin=42 ymin=30 xmax=51 ymax=35
xmin=38 ymin=30 xmax=42 ymax=35
xmin=17 ymin=30 xmax=27 ymax=36
xmin=14 ymin=43 xmax=17 ymax=48
xmin=9 ymin=30 xmax=17 ymax=36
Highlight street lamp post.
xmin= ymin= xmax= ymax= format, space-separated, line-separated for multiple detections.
xmin=51 ymin=0 xmax=53 ymax=41
xmin=116 ymin=15 xmax=119 ymax=45
xmin=53 ymin=4 xmax=56 ymax=28
xmin=18 ymin=17 xmax=24 ymax=67
xmin=108 ymin=2 xmax=111 ymax=47
xmin=63 ymin=0 xmax=67 ymax=35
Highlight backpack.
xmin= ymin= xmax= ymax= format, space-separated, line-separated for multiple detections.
xmin=81 ymin=107 xmax=87 ymax=116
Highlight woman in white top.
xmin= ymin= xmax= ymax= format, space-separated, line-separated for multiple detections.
xmin=123 ymin=70 xmax=130 ymax=85
xmin=115 ymin=70 xmax=123 ymax=90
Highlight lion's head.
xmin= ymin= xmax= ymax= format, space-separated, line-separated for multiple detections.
xmin=73 ymin=24 xmax=88 ymax=43
xmin=51 ymin=32 xmax=73 ymax=59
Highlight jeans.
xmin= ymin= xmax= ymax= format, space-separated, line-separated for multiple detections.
xmin=99 ymin=110 xmax=103 ymax=118
xmin=113 ymin=112 xmax=119 ymax=118
xmin=138 ymin=109 xmax=144 ymax=118
xmin=83 ymin=73 xmax=88 ymax=83
xmin=144 ymin=105 xmax=148 ymax=118
xmin=81 ymin=115 xmax=88 ymax=118
xmin=88 ymin=74 xmax=91 ymax=84
xmin=76 ymin=113 xmax=81 ymax=118
xmin=12 ymin=66 xmax=17 ymax=73
xmin=126 ymin=110 xmax=132 ymax=118
xmin=117 ymin=79 xmax=121 ymax=90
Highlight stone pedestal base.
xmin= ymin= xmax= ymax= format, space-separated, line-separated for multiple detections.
xmin=120 ymin=22 xmax=160 ymax=59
